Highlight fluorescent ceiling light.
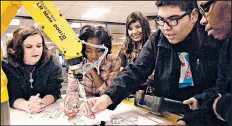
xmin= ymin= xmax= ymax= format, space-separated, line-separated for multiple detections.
xmin=71 ymin=23 xmax=81 ymax=28
xmin=10 ymin=19 xmax=20 ymax=26
xmin=6 ymin=33 xmax=13 ymax=37
xmin=82 ymin=8 xmax=110 ymax=19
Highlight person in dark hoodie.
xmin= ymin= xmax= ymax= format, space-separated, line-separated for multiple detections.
xmin=2 ymin=25 xmax=63 ymax=114
xmin=177 ymin=0 xmax=231 ymax=125
xmin=80 ymin=0 xmax=224 ymax=120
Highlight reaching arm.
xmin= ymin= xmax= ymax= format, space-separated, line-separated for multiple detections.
xmin=104 ymin=35 xmax=157 ymax=109
xmin=64 ymin=68 xmax=80 ymax=110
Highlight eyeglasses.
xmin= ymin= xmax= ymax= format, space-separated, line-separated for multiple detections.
xmin=154 ymin=12 xmax=191 ymax=27
xmin=199 ymin=0 xmax=216 ymax=17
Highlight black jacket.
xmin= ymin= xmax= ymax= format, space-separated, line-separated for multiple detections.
xmin=179 ymin=39 xmax=231 ymax=126
xmin=217 ymin=38 xmax=231 ymax=93
xmin=104 ymin=24 xmax=223 ymax=109
xmin=2 ymin=54 xmax=63 ymax=107
xmin=194 ymin=38 xmax=231 ymax=105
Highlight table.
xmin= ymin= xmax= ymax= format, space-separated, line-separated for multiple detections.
xmin=10 ymin=96 xmax=181 ymax=125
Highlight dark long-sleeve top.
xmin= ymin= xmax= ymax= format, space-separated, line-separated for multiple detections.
xmin=178 ymin=39 xmax=231 ymax=125
xmin=217 ymin=38 xmax=231 ymax=93
xmin=194 ymin=38 xmax=231 ymax=105
xmin=104 ymin=24 xmax=223 ymax=110
xmin=2 ymin=54 xmax=63 ymax=107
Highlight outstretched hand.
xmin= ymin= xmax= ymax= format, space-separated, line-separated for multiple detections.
xmin=80 ymin=94 xmax=113 ymax=119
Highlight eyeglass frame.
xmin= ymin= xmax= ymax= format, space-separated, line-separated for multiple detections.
xmin=199 ymin=0 xmax=216 ymax=17
xmin=154 ymin=11 xmax=191 ymax=27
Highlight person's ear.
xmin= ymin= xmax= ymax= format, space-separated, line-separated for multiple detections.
xmin=190 ymin=8 xmax=199 ymax=24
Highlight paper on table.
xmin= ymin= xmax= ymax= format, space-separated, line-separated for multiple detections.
xmin=10 ymin=98 xmax=167 ymax=125
xmin=70 ymin=102 xmax=165 ymax=125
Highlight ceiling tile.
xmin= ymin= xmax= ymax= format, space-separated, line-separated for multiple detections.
xmin=123 ymin=1 xmax=149 ymax=6
xmin=101 ymin=1 xmax=126 ymax=5
xmin=66 ymin=5 xmax=91 ymax=13
xmin=63 ymin=11 xmax=82 ymax=19
xmin=99 ymin=10 xmax=129 ymax=23
xmin=97 ymin=2 xmax=121 ymax=10
xmin=74 ymin=1 xmax=120 ymax=10
xmin=74 ymin=1 xmax=102 ymax=7
xmin=16 ymin=6 xmax=31 ymax=17
xmin=53 ymin=1 xmax=76 ymax=6
xmin=12 ymin=0 xmax=160 ymax=39
xmin=54 ymin=4 xmax=72 ymax=14
xmin=114 ymin=4 xmax=138 ymax=12
xmin=137 ymin=4 xmax=158 ymax=15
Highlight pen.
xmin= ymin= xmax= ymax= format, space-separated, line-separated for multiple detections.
xmin=196 ymin=59 xmax=200 ymax=70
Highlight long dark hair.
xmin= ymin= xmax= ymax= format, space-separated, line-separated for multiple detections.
xmin=79 ymin=25 xmax=112 ymax=58
xmin=6 ymin=25 xmax=50 ymax=65
xmin=124 ymin=11 xmax=151 ymax=54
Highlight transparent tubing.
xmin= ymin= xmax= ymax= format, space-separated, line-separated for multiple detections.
xmin=80 ymin=40 xmax=108 ymax=76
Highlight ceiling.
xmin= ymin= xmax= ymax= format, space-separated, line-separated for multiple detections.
xmin=17 ymin=1 xmax=158 ymax=23
xmin=2 ymin=1 xmax=158 ymax=46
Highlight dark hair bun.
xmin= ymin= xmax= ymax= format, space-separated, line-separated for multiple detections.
xmin=79 ymin=25 xmax=95 ymax=42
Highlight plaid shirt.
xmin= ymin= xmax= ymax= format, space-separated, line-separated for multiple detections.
xmin=64 ymin=54 xmax=121 ymax=108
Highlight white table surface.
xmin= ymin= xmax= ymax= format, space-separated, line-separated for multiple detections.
xmin=10 ymin=96 xmax=170 ymax=125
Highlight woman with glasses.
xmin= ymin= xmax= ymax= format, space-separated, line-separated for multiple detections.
xmin=64 ymin=25 xmax=121 ymax=120
xmin=80 ymin=1 xmax=224 ymax=121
